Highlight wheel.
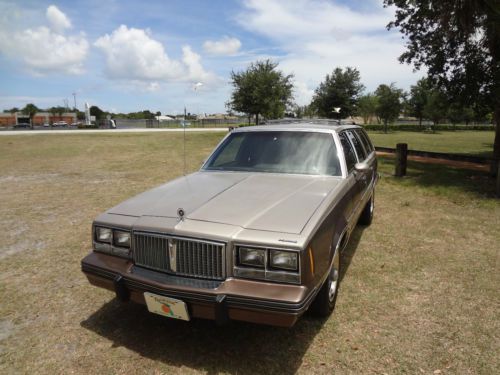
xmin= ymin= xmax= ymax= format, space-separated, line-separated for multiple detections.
xmin=309 ymin=246 xmax=341 ymax=317
xmin=358 ymin=192 xmax=374 ymax=226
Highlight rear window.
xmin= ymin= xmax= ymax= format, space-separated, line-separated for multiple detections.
xmin=345 ymin=130 xmax=367 ymax=161
xmin=356 ymin=129 xmax=374 ymax=153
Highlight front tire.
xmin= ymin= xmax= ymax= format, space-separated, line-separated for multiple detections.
xmin=358 ymin=192 xmax=374 ymax=226
xmin=310 ymin=247 xmax=341 ymax=317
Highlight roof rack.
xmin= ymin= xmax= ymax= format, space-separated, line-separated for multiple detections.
xmin=262 ymin=118 xmax=357 ymax=126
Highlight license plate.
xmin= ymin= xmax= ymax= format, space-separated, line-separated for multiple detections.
xmin=144 ymin=292 xmax=190 ymax=321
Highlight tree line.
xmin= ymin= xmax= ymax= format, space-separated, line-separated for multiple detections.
xmin=227 ymin=62 xmax=493 ymax=133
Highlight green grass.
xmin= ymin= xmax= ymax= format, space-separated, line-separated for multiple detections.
xmin=0 ymin=132 xmax=499 ymax=374
xmin=367 ymin=130 xmax=495 ymax=157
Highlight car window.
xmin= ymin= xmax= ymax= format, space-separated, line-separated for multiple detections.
xmin=205 ymin=131 xmax=342 ymax=176
xmin=339 ymin=133 xmax=357 ymax=172
xmin=346 ymin=130 xmax=367 ymax=161
xmin=356 ymin=129 xmax=374 ymax=153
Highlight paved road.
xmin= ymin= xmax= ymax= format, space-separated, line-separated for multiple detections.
xmin=0 ymin=128 xmax=229 ymax=136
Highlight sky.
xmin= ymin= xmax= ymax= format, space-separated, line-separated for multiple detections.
xmin=0 ymin=0 xmax=424 ymax=115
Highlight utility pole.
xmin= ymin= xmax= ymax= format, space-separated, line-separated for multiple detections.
xmin=72 ymin=93 xmax=77 ymax=110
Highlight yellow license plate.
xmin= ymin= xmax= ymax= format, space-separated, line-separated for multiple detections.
xmin=144 ymin=292 xmax=190 ymax=321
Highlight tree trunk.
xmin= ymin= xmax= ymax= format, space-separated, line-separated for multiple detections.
xmin=491 ymin=104 xmax=500 ymax=177
xmin=384 ymin=119 xmax=388 ymax=133
xmin=255 ymin=113 xmax=259 ymax=125
xmin=419 ymin=116 xmax=422 ymax=127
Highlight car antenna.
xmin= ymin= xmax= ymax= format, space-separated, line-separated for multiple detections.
xmin=183 ymin=106 xmax=186 ymax=175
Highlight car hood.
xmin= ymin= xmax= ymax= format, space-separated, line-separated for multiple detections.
xmin=108 ymin=172 xmax=343 ymax=234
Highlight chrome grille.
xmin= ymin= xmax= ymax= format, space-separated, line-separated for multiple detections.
xmin=175 ymin=239 xmax=225 ymax=279
xmin=133 ymin=233 xmax=170 ymax=272
xmin=133 ymin=232 xmax=225 ymax=280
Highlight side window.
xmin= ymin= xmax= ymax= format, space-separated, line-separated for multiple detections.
xmin=346 ymin=130 xmax=367 ymax=161
xmin=356 ymin=129 xmax=374 ymax=154
xmin=339 ymin=133 xmax=357 ymax=172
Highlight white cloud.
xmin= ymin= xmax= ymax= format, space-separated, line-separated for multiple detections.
xmin=94 ymin=25 xmax=218 ymax=88
xmin=203 ymin=37 xmax=241 ymax=56
xmin=0 ymin=6 xmax=88 ymax=75
xmin=46 ymin=5 xmax=71 ymax=33
xmin=237 ymin=0 xmax=423 ymax=104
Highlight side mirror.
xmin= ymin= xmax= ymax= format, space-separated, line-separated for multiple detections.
xmin=354 ymin=161 xmax=370 ymax=172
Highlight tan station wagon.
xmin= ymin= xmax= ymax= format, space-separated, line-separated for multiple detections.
xmin=81 ymin=120 xmax=378 ymax=327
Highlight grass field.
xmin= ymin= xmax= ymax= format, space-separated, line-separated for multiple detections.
xmin=367 ymin=130 xmax=495 ymax=158
xmin=0 ymin=132 xmax=499 ymax=374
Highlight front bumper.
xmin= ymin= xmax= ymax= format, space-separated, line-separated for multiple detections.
xmin=81 ymin=252 xmax=315 ymax=327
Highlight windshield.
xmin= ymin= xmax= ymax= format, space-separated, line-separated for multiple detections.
xmin=204 ymin=131 xmax=342 ymax=176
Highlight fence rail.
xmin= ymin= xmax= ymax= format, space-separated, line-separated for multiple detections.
xmin=375 ymin=146 xmax=492 ymax=164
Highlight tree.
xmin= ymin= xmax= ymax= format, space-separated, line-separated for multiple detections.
xmin=227 ymin=60 xmax=294 ymax=125
xmin=375 ymin=84 xmax=403 ymax=133
xmin=385 ymin=0 xmax=500 ymax=175
xmin=311 ymin=67 xmax=365 ymax=119
xmin=3 ymin=107 xmax=19 ymax=113
xmin=423 ymin=88 xmax=448 ymax=125
xmin=90 ymin=105 xmax=105 ymax=120
xmin=408 ymin=78 xmax=432 ymax=126
xmin=21 ymin=103 xmax=39 ymax=129
xmin=357 ymin=94 xmax=378 ymax=125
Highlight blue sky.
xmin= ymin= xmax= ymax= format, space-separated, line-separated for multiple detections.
xmin=0 ymin=0 xmax=423 ymax=115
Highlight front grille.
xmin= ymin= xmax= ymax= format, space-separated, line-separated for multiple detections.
xmin=175 ymin=239 xmax=225 ymax=279
xmin=133 ymin=232 xmax=225 ymax=280
xmin=133 ymin=233 xmax=170 ymax=272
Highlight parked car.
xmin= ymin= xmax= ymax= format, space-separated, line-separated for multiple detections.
xmin=52 ymin=121 xmax=68 ymax=127
xmin=81 ymin=120 xmax=378 ymax=327
xmin=70 ymin=122 xmax=82 ymax=127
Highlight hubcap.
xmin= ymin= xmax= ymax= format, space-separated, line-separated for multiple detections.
xmin=328 ymin=249 xmax=340 ymax=302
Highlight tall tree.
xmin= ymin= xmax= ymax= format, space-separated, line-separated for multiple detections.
xmin=357 ymin=93 xmax=378 ymax=124
xmin=408 ymin=78 xmax=432 ymax=126
xmin=311 ymin=67 xmax=365 ymax=119
xmin=227 ymin=60 xmax=294 ymax=125
xmin=375 ymin=83 xmax=404 ymax=133
xmin=423 ymin=88 xmax=449 ymax=125
xmin=21 ymin=103 xmax=39 ymax=129
xmin=385 ymin=0 xmax=500 ymax=174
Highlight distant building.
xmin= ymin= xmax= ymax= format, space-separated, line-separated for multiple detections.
xmin=0 ymin=112 xmax=77 ymax=127
xmin=155 ymin=115 xmax=174 ymax=122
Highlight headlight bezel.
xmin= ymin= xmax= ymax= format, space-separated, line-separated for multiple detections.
xmin=234 ymin=244 xmax=301 ymax=284
xmin=93 ymin=225 xmax=132 ymax=259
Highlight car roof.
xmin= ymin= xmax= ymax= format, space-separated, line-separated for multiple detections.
xmin=232 ymin=119 xmax=362 ymax=134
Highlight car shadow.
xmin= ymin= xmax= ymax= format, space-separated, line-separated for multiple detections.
xmin=81 ymin=229 xmax=366 ymax=374
xmin=81 ymin=297 xmax=325 ymax=374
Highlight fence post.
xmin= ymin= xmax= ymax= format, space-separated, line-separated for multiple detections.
xmin=395 ymin=143 xmax=408 ymax=177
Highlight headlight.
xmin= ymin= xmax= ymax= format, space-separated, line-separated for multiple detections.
xmin=113 ymin=230 xmax=131 ymax=248
xmin=270 ymin=250 xmax=298 ymax=271
xmin=95 ymin=227 xmax=112 ymax=243
xmin=239 ymin=247 xmax=265 ymax=268
xmin=234 ymin=245 xmax=300 ymax=284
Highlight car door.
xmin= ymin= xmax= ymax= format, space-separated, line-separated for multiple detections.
xmin=338 ymin=132 xmax=362 ymax=230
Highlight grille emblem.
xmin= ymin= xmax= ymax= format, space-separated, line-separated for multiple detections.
xmin=177 ymin=208 xmax=185 ymax=220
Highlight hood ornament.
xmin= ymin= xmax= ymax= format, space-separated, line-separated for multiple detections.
xmin=177 ymin=208 xmax=185 ymax=221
